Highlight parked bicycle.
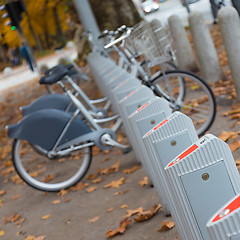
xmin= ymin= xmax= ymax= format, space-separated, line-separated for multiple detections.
xmin=6 ymin=68 xmax=129 ymax=192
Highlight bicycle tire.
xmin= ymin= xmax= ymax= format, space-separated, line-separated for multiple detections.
xmin=152 ymin=70 xmax=216 ymax=136
xmin=12 ymin=139 xmax=92 ymax=192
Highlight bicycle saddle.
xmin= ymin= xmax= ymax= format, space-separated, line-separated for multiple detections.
xmin=39 ymin=68 xmax=69 ymax=85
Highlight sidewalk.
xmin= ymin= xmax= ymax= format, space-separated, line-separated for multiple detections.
xmin=0 ymin=47 xmax=77 ymax=94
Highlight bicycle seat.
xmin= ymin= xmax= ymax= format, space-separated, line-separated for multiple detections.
xmin=39 ymin=68 xmax=69 ymax=85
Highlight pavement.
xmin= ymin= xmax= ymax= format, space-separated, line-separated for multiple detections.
xmin=145 ymin=0 xmax=233 ymax=26
xmin=0 ymin=46 xmax=78 ymax=94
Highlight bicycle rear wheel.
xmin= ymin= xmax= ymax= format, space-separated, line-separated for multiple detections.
xmin=152 ymin=70 xmax=216 ymax=136
xmin=12 ymin=139 xmax=92 ymax=192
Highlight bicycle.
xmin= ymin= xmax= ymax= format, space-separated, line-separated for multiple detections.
xmin=7 ymin=68 xmax=129 ymax=192
xmin=99 ymin=23 xmax=216 ymax=136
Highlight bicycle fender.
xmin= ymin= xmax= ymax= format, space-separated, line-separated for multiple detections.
xmin=7 ymin=109 xmax=91 ymax=151
xmin=21 ymin=94 xmax=76 ymax=117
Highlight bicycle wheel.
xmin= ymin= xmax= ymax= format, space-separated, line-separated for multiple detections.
xmin=152 ymin=70 xmax=216 ymax=136
xmin=12 ymin=139 xmax=92 ymax=192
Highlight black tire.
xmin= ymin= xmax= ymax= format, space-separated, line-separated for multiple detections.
xmin=12 ymin=139 xmax=92 ymax=192
xmin=152 ymin=70 xmax=216 ymax=136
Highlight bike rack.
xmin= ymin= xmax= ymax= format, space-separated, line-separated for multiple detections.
xmin=207 ymin=194 xmax=240 ymax=240
xmin=142 ymin=111 xmax=198 ymax=216
xmin=164 ymin=134 xmax=240 ymax=240
xmin=128 ymin=96 xmax=172 ymax=183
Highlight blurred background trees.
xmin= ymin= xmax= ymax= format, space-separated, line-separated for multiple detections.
xmin=0 ymin=0 xmax=140 ymax=69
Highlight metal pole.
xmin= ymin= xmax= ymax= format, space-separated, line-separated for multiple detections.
xmin=73 ymin=0 xmax=102 ymax=50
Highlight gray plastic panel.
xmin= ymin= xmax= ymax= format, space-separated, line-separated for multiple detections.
xmin=181 ymin=161 xmax=236 ymax=240
xmin=231 ymin=235 xmax=240 ymax=240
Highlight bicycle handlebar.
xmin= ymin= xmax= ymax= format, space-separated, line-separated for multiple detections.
xmin=103 ymin=27 xmax=133 ymax=49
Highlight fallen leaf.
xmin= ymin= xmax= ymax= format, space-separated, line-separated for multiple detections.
xmin=120 ymin=204 xmax=128 ymax=209
xmin=64 ymin=198 xmax=71 ymax=203
xmin=158 ymin=221 xmax=175 ymax=232
xmin=107 ymin=208 xmax=114 ymax=213
xmin=0 ymin=230 xmax=5 ymax=237
xmin=0 ymin=190 xmax=6 ymax=196
xmin=98 ymin=160 xmax=120 ymax=175
xmin=4 ymin=214 xmax=21 ymax=224
xmin=86 ymin=186 xmax=97 ymax=193
xmin=44 ymin=174 xmax=53 ymax=183
xmin=41 ymin=214 xmax=51 ymax=220
xmin=113 ymin=189 xmax=129 ymax=196
xmin=229 ymin=140 xmax=240 ymax=152
xmin=104 ymin=177 xmax=126 ymax=188
xmin=57 ymin=189 xmax=68 ymax=196
xmin=124 ymin=207 xmax=144 ymax=218
xmin=106 ymin=218 xmax=132 ymax=238
xmin=138 ymin=176 xmax=149 ymax=187
xmin=0 ymin=200 xmax=3 ymax=207
xmin=86 ymin=174 xmax=97 ymax=180
xmin=92 ymin=177 xmax=102 ymax=184
xmin=123 ymin=165 xmax=141 ymax=174
xmin=16 ymin=218 xmax=25 ymax=225
xmin=34 ymin=236 xmax=46 ymax=240
xmin=218 ymin=131 xmax=238 ymax=142
xmin=133 ymin=204 xmax=162 ymax=222
xmin=70 ymin=182 xmax=89 ymax=191
xmin=52 ymin=200 xmax=61 ymax=205
xmin=12 ymin=195 xmax=21 ymax=200
xmin=89 ymin=216 xmax=99 ymax=223
xmin=236 ymin=159 xmax=240 ymax=165
xmin=102 ymin=157 xmax=110 ymax=162
xmin=24 ymin=236 xmax=35 ymax=240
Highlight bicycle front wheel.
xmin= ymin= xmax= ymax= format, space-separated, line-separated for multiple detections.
xmin=152 ymin=70 xmax=216 ymax=136
xmin=12 ymin=139 xmax=92 ymax=192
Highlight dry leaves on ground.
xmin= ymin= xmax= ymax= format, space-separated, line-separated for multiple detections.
xmin=52 ymin=200 xmax=61 ymax=205
xmin=106 ymin=218 xmax=132 ymax=238
xmin=70 ymin=181 xmax=89 ymax=191
xmin=138 ymin=176 xmax=149 ymax=187
xmin=92 ymin=177 xmax=102 ymax=184
xmin=86 ymin=186 xmax=97 ymax=193
xmin=89 ymin=216 xmax=99 ymax=223
xmin=229 ymin=140 xmax=240 ymax=152
xmin=123 ymin=165 xmax=141 ymax=174
xmin=158 ymin=221 xmax=175 ymax=232
xmin=57 ymin=189 xmax=68 ymax=196
xmin=4 ymin=214 xmax=21 ymax=224
xmin=98 ymin=160 xmax=120 ymax=175
xmin=218 ymin=131 xmax=240 ymax=142
xmin=24 ymin=236 xmax=46 ymax=240
xmin=104 ymin=177 xmax=126 ymax=188
xmin=107 ymin=204 xmax=162 ymax=238
xmin=113 ymin=189 xmax=129 ymax=196
xmin=41 ymin=214 xmax=51 ymax=220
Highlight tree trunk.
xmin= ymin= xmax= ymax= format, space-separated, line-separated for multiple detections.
xmin=53 ymin=4 xmax=65 ymax=45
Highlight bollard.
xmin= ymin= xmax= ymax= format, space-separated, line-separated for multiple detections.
xmin=164 ymin=134 xmax=240 ymax=240
xmin=189 ymin=11 xmax=222 ymax=83
xmin=142 ymin=111 xmax=198 ymax=217
xmin=207 ymin=193 xmax=240 ymax=240
xmin=218 ymin=6 xmax=240 ymax=100
xmin=168 ymin=15 xmax=198 ymax=71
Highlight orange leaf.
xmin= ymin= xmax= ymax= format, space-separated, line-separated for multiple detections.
xmin=0 ymin=230 xmax=5 ymax=237
xmin=92 ymin=177 xmax=102 ymax=184
xmin=123 ymin=165 xmax=141 ymax=174
xmin=70 ymin=182 xmax=89 ymax=191
xmin=107 ymin=208 xmax=114 ymax=213
xmin=106 ymin=218 xmax=132 ymax=237
xmin=57 ymin=189 xmax=68 ymax=196
xmin=86 ymin=174 xmax=97 ymax=180
xmin=52 ymin=200 xmax=61 ymax=205
xmin=16 ymin=218 xmax=25 ymax=225
xmin=12 ymin=195 xmax=21 ymax=200
xmin=133 ymin=204 xmax=162 ymax=222
xmin=158 ymin=221 xmax=175 ymax=232
xmin=44 ymin=174 xmax=53 ymax=183
xmin=4 ymin=214 xmax=21 ymax=224
xmin=104 ymin=177 xmax=126 ymax=188
xmin=41 ymin=214 xmax=51 ymax=220
xmin=89 ymin=216 xmax=99 ymax=223
xmin=120 ymin=204 xmax=128 ymax=209
xmin=124 ymin=207 xmax=145 ymax=218
xmin=86 ymin=186 xmax=97 ymax=193
xmin=138 ymin=176 xmax=149 ymax=187
xmin=98 ymin=160 xmax=120 ymax=175
xmin=113 ymin=189 xmax=129 ymax=196
xmin=0 ymin=190 xmax=6 ymax=196
xmin=229 ymin=140 xmax=240 ymax=152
